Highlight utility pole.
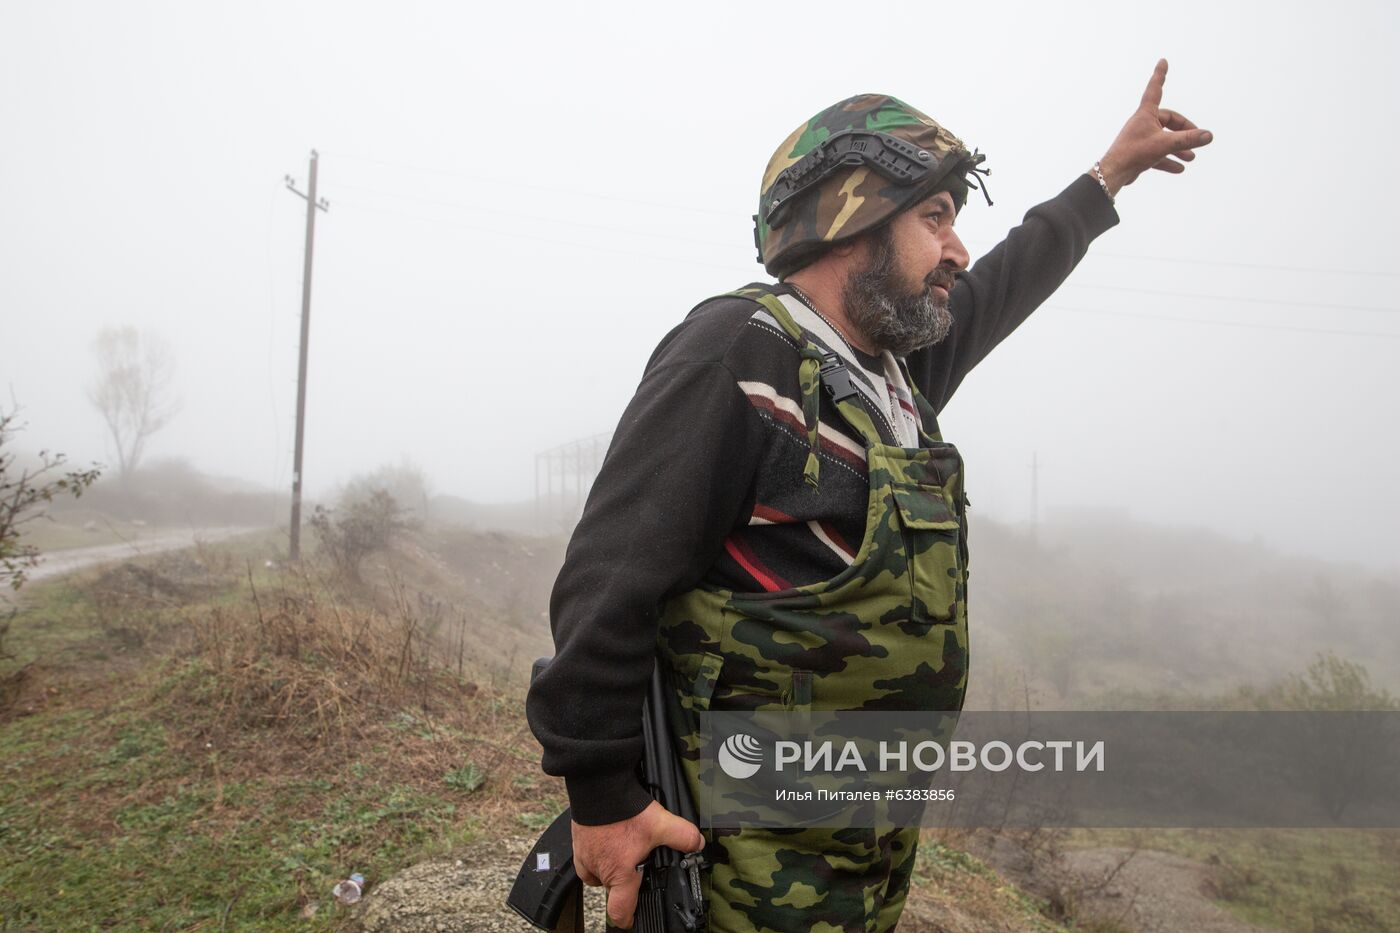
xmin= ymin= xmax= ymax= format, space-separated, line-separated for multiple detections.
xmin=285 ymin=150 xmax=329 ymax=561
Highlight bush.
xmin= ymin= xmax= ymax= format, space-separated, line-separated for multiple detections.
xmin=0 ymin=407 xmax=102 ymax=593
xmin=1275 ymin=652 xmax=1399 ymax=712
xmin=310 ymin=488 xmax=413 ymax=582
xmin=1245 ymin=653 xmax=1400 ymax=821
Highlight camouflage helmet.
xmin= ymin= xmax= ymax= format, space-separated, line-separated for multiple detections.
xmin=754 ymin=94 xmax=989 ymax=279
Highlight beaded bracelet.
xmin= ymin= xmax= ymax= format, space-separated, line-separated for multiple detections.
xmin=1092 ymin=161 xmax=1115 ymax=206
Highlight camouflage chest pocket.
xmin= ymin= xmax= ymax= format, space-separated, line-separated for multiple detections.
xmin=890 ymin=482 xmax=962 ymax=625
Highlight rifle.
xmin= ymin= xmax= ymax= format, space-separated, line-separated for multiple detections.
xmin=507 ymin=657 xmax=707 ymax=932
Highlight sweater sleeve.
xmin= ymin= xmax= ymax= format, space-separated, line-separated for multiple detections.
xmin=910 ymin=173 xmax=1120 ymax=412
xmin=525 ymin=331 xmax=766 ymax=825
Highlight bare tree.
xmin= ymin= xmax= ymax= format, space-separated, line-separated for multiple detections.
xmin=86 ymin=327 xmax=180 ymax=477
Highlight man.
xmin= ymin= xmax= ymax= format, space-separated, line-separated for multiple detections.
xmin=526 ymin=60 xmax=1211 ymax=931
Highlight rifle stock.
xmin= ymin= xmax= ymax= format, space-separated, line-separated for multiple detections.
xmin=507 ymin=658 xmax=585 ymax=930
xmin=506 ymin=807 xmax=585 ymax=930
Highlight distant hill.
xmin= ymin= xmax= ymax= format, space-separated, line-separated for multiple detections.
xmin=49 ymin=458 xmax=285 ymax=527
xmin=426 ymin=493 xmax=538 ymax=533
xmin=42 ymin=460 xmax=1399 ymax=706
xmin=963 ymin=513 xmax=1400 ymax=707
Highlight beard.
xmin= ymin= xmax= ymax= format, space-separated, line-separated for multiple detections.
xmin=841 ymin=225 xmax=955 ymax=357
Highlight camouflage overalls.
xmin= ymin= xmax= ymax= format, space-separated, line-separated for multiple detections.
xmin=657 ymin=287 xmax=970 ymax=932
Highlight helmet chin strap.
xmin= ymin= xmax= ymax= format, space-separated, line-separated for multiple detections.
xmin=963 ymin=149 xmax=994 ymax=208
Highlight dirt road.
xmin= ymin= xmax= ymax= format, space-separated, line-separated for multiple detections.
xmin=21 ymin=526 xmax=264 ymax=584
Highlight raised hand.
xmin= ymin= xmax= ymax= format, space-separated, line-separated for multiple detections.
xmin=1095 ymin=58 xmax=1213 ymax=198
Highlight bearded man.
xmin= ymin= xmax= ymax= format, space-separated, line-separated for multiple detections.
xmin=526 ymin=60 xmax=1212 ymax=932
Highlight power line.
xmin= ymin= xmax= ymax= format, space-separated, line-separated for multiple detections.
xmin=959 ymin=235 xmax=1400 ymax=280
xmin=1088 ymin=248 xmax=1400 ymax=280
xmin=329 ymin=180 xmax=743 ymax=251
xmin=1061 ymin=281 xmax=1398 ymax=315
xmin=319 ymin=172 xmax=1400 ymax=337
xmin=327 ymin=150 xmax=1400 ymax=280
xmin=326 ymin=180 xmax=1396 ymax=318
xmin=1050 ymin=304 xmax=1400 ymax=340
xmin=322 ymin=150 xmax=738 ymax=219
xmin=331 ymin=197 xmax=1399 ymax=324
xmin=329 ymin=198 xmax=743 ymax=272
xmin=324 ymin=199 xmax=1400 ymax=337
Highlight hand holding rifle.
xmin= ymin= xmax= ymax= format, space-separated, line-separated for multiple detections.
xmin=510 ymin=661 xmax=707 ymax=931
xmin=573 ymin=799 xmax=704 ymax=930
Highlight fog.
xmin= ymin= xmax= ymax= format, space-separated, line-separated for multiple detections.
xmin=2 ymin=0 xmax=1397 ymax=571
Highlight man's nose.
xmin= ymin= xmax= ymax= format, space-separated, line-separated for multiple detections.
xmin=942 ymin=228 xmax=970 ymax=272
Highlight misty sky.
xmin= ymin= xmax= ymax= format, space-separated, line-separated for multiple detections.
xmin=2 ymin=1 xmax=1397 ymax=570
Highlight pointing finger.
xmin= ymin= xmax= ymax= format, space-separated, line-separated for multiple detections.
xmin=1139 ymin=58 xmax=1168 ymax=111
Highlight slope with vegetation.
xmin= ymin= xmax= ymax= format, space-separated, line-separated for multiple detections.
xmin=3 ymin=481 xmax=1398 ymax=930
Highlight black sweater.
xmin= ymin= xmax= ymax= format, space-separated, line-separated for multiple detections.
xmin=525 ymin=174 xmax=1119 ymax=825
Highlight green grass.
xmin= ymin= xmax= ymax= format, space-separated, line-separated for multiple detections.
xmin=1066 ymin=827 xmax=1400 ymax=932
xmin=0 ymin=529 xmax=1136 ymax=933
xmin=443 ymin=762 xmax=486 ymax=793
xmin=1 ymin=573 xmax=111 ymax=668
xmin=907 ymin=835 xmax=1064 ymax=931
xmin=0 ymin=538 xmax=504 ymax=931
xmin=0 ymin=688 xmax=482 ymax=930
xmin=1 ymin=528 xmax=287 ymax=672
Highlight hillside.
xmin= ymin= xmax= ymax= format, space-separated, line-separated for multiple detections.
xmin=1 ymin=528 xmax=1066 ymax=931
xmin=3 ymin=518 xmax=1396 ymax=930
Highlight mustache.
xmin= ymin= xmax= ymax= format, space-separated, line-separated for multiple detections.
xmin=924 ymin=267 xmax=958 ymax=292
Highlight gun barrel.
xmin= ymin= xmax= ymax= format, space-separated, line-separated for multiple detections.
xmin=640 ymin=662 xmax=706 ymax=932
xmin=647 ymin=668 xmax=690 ymax=820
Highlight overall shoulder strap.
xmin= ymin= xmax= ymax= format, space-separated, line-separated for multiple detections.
xmin=720 ymin=284 xmax=884 ymax=488
xmin=894 ymin=356 xmax=944 ymax=444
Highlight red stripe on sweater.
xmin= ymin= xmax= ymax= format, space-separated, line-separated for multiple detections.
xmin=751 ymin=503 xmax=796 ymax=524
xmin=815 ymin=521 xmax=856 ymax=559
xmin=743 ymin=392 xmax=868 ymax=472
xmin=723 ymin=535 xmax=791 ymax=592
xmin=743 ymin=391 xmax=806 ymax=434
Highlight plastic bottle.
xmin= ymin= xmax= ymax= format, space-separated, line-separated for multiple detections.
xmin=332 ymin=872 xmax=365 ymax=905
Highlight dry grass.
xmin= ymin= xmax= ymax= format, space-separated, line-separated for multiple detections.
xmin=1 ymin=535 xmax=1081 ymax=930
xmin=138 ymin=554 xmax=565 ymax=841
xmin=1 ymin=542 xmax=567 ymax=928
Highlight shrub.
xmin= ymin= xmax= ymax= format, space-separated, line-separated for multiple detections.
xmin=310 ymin=488 xmax=413 ymax=581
